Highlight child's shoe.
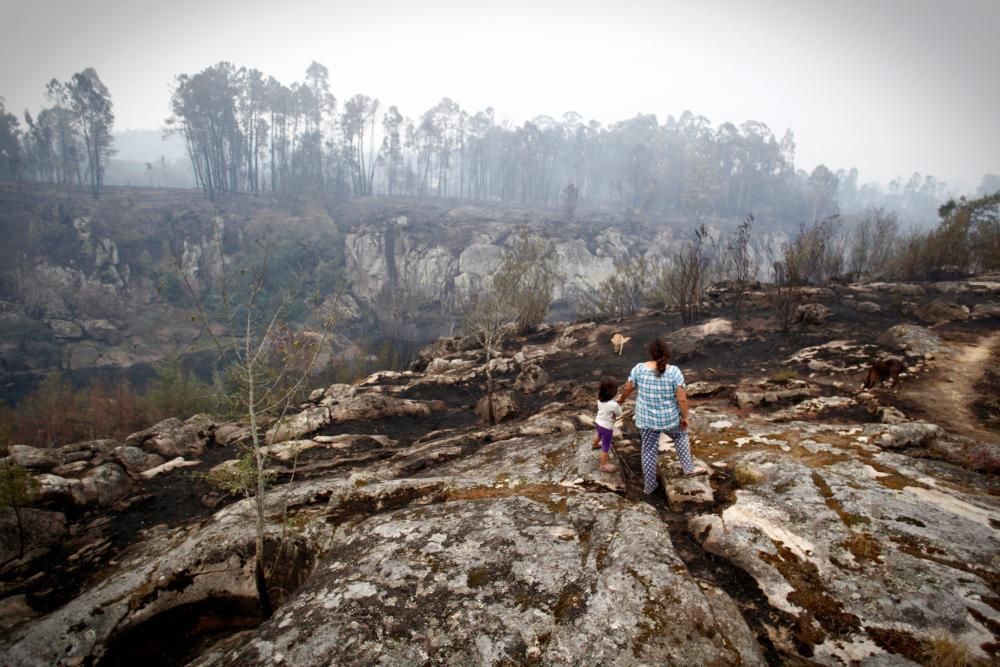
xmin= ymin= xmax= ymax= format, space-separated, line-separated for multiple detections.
xmin=600 ymin=463 xmax=617 ymax=473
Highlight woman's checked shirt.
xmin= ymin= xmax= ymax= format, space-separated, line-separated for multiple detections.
xmin=628 ymin=363 xmax=685 ymax=431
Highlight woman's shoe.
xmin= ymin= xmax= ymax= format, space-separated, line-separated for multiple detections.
xmin=683 ymin=467 xmax=708 ymax=478
xmin=600 ymin=463 xmax=617 ymax=473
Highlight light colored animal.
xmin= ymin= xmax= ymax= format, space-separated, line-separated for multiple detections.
xmin=611 ymin=333 xmax=631 ymax=356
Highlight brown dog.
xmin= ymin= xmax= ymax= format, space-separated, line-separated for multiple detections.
xmin=611 ymin=333 xmax=631 ymax=356
xmin=863 ymin=357 xmax=904 ymax=389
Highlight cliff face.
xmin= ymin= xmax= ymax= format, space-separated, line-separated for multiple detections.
xmin=339 ymin=210 xmax=649 ymax=335
xmin=0 ymin=186 xmax=695 ymax=398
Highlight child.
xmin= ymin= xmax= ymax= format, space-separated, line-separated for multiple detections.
xmin=591 ymin=377 xmax=622 ymax=473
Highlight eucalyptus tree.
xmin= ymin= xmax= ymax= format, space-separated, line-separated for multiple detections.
xmin=341 ymin=94 xmax=380 ymax=196
xmin=0 ymin=101 xmax=21 ymax=180
xmin=45 ymin=79 xmax=84 ymax=185
xmin=67 ymin=68 xmax=116 ymax=197
xmin=381 ymin=105 xmax=404 ymax=195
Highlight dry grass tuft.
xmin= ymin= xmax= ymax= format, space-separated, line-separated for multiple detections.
xmin=962 ymin=443 xmax=1000 ymax=474
xmin=763 ymin=623 xmax=797 ymax=655
xmin=733 ymin=462 xmax=764 ymax=487
xmin=921 ymin=634 xmax=974 ymax=667
xmin=844 ymin=532 xmax=882 ymax=562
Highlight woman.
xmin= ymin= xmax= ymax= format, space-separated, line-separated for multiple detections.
xmin=618 ymin=338 xmax=706 ymax=494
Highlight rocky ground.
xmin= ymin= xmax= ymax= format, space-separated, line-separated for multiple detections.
xmin=1 ymin=276 xmax=999 ymax=666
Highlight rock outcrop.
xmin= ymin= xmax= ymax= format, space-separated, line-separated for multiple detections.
xmin=4 ymin=274 xmax=1000 ymax=666
xmin=690 ymin=439 xmax=998 ymax=664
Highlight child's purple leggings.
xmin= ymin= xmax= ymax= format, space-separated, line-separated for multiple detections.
xmin=595 ymin=424 xmax=613 ymax=452
xmin=639 ymin=427 xmax=694 ymax=494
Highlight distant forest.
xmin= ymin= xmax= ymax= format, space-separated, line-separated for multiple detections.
xmin=2 ymin=62 xmax=999 ymax=225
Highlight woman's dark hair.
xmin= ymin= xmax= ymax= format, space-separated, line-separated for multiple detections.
xmin=598 ymin=377 xmax=618 ymax=402
xmin=647 ymin=338 xmax=670 ymax=376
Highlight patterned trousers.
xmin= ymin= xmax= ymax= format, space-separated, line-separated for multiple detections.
xmin=639 ymin=427 xmax=694 ymax=494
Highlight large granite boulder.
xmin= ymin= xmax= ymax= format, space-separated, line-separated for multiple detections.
xmin=80 ymin=318 xmax=123 ymax=344
xmin=79 ymin=463 xmax=134 ymax=505
xmin=865 ymin=282 xmax=926 ymax=296
xmin=425 ymin=357 xmax=475 ymax=375
xmin=32 ymin=462 xmax=133 ymax=508
xmin=876 ymin=421 xmax=945 ymax=450
xmin=685 ymin=381 xmax=731 ymax=398
xmin=971 ymin=301 xmax=1000 ymax=319
xmin=58 ymin=439 xmax=121 ymax=461
xmin=513 ymin=343 xmax=565 ymax=366
xmin=667 ymin=318 xmax=734 ymax=361
xmin=48 ymin=319 xmax=83 ymax=339
xmin=876 ymin=324 xmax=941 ymax=357
xmin=266 ymin=407 xmax=332 ymax=444
xmin=126 ymin=415 xmax=215 ymax=458
xmin=213 ymin=422 xmax=252 ymax=447
xmin=318 ymin=383 xmax=359 ymax=405
xmin=33 ymin=473 xmax=86 ymax=507
xmin=328 ymin=393 xmax=432 ymax=424
xmin=733 ymin=387 xmax=812 ymax=410
xmin=112 ymin=445 xmax=165 ymax=475
xmin=796 ymin=303 xmax=832 ymax=325
xmin=7 ymin=445 xmax=61 ymax=472
xmin=513 ymin=363 xmax=550 ymax=393
xmin=914 ymin=298 xmax=970 ymax=324
xmin=268 ymin=394 xmax=432 ymax=443
xmin=475 ymin=391 xmax=519 ymax=422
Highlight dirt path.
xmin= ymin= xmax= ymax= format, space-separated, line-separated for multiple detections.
xmin=900 ymin=330 xmax=1000 ymax=443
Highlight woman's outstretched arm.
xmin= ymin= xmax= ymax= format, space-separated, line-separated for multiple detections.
xmin=619 ymin=380 xmax=636 ymax=403
xmin=676 ymin=386 xmax=689 ymax=430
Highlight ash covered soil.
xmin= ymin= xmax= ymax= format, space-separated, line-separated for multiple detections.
xmin=2 ymin=277 xmax=1000 ymax=666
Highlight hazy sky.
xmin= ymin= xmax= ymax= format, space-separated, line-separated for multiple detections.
xmin=2 ymin=0 xmax=997 ymax=190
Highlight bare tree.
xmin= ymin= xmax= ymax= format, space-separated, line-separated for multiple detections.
xmin=719 ymin=214 xmax=758 ymax=319
xmin=783 ymin=216 xmax=845 ymax=285
xmin=765 ymin=267 xmax=802 ymax=333
xmin=493 ymin=231 xmax=559 ymax=335
xmin=462 ymin=280 xmax=517 ymax=424
xmin=177 ymin=226 xmax=336 ymax=617
xmin=562 ymin=183 xmax=578 ymax=221
xmin=766 ymin=233 xmax=809 ymax=333
xmin=847 ymin=208 xmax=899 ymax=280
xmin=651 ymin=224 xmax=715 ymax=324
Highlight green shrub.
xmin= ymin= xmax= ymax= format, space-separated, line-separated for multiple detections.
xmin=156 ymin=270 xmax=187 ymax=306
xmin=0 ymin=458 xmax=41 ymax=558
xmin=771 ymin=368 xmax=800 ymax=383
xmin=143 ymin=357 xmax=216 ymax=422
